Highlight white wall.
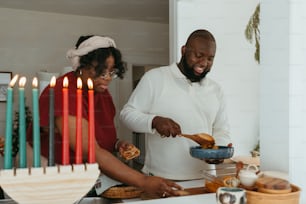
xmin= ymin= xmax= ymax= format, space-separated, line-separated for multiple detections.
xmin=261 ymin=0 xmax=306 ymax=203
xmin=171 ymin=0 xmax=259 ymax=156
xmin=0 ymin=8 xmax=169 ymax=140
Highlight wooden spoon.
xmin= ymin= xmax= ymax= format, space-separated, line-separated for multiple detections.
xmin=180 ymin=133 xmax=215 ymax=148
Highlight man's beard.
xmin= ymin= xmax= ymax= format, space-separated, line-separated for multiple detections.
xmin=181 ymin=56 xmax=209 ymax=82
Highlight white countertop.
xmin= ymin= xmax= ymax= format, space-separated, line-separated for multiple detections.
xmin=120 ymin=193 xmax=216 ymax=204
xmin=1 ymin=192 xmax=216 ymax=204
xmin=77 ymin=193 xmax=216 ymax=204
xmin=75 ymin=179 xmax=216 ymax=204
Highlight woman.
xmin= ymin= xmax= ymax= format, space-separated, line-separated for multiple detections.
xmin=27 ymin=35 xmax=182 ymax=197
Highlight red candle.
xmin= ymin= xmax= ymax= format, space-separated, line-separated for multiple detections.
xmin=87 ymin=78 xmax=95 ymax=163
xmin=62 ymin=77 xmax=69 ymax=165
xmin=75 ymin=77 xmax=83 ymax=164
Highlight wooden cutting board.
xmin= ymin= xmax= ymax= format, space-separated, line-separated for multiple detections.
xmin=140 ymin=187 xmax=209 ymax=200
xmin=182 ymin=186 xmax=209 ymax=195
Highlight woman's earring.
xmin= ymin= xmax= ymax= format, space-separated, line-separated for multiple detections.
xmin=79 ymin=70 xmax=82 ymax=75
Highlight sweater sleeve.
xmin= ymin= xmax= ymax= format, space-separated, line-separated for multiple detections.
xmin=120 ymin=71 xmax=158 ymax=134
xmin=212 ymin=86 xmax=231 ymax=146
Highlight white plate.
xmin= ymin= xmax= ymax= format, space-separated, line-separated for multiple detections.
xmin=231 ymin=155 xmax=260 ymax=166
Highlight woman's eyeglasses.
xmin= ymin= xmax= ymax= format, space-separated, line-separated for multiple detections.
xmin=97 ymin=70 xmax=118 ymax=80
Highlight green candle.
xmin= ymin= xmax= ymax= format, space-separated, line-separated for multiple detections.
xmin=18 ymin=76 xmax=27 ymax=168
xmin=32 ymin=77 xmax=40 ymax=167
xmin=4 ymin=74 xmax=19 ymax=169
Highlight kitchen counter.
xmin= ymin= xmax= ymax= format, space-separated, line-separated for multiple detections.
xmin=76 ymin=179 xmax=216 ymax=204
xmin=0 ymin=179 xmax=213 ymax=204
xmin=122 ymin=179 xmax=204 ymax=203
xmin=120 ymin=193 xmax=216 ymax=204
xmin=75 ymin=193 xmax=216 ymax=204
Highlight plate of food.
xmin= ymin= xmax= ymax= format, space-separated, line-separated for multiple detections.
xmin=118 ymin=144 xmax=140 ymax=160
xmin=182 ymin=133 xmax=234 ymax=164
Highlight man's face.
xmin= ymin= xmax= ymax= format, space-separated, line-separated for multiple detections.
xmin=181 ymin=37 xmax=216 ymax=82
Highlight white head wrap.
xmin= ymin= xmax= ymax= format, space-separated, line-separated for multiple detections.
xmin=66 ymin=36 xmax=117 ymax=70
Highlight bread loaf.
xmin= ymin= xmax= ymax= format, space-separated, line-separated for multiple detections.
xmin=256 ymin=176 xmax=292 ymax=194
xmin=256 ymin=176 xmax=290 ymax=190
xmin=200 ymin=134 xmax=215 ymax=149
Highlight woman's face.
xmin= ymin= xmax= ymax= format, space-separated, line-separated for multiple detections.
xmin=93 ymin=55 xmax=116 ymax=92
xmin=82 ymin=55 xmax=116 ymax=92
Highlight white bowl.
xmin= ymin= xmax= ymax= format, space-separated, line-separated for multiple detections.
xmin=239 ymin=173 xmax=258 ymax=187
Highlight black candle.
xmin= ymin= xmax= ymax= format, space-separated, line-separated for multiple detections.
xmin=48 ymin=76 xmax=56 ymax=166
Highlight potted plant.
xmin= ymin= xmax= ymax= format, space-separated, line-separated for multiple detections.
xmin=12 ymin=105 xmax=33 ymax=159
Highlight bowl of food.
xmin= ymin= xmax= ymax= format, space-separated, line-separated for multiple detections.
xmin=190 ymin=146 xmax=234 ymax=161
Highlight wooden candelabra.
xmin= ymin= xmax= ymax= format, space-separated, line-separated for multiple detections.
xmin=0 ymin=163 xmax=99 ymax=204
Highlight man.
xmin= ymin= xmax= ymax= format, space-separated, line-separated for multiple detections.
xmin=120 ymin=29 xmax=231 ymax=180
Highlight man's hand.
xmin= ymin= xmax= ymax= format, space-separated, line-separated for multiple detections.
xmin=152 ymin=116 xmax=181 ymax=137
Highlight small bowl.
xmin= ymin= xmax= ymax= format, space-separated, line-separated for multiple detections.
xmin=239 ymin=173 xmax=258 ymax=187
xmin=190 ymin=146 xmax=234 ymax=160
xmin=238 ymin=164 xmax=259 ymax=187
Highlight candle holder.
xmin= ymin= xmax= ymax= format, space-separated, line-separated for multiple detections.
xmin=0 ymin=163 xmax=99 ymax=204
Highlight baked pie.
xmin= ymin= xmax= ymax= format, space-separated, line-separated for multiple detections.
xmin=119 ymin=145 xmax=140 ymax=160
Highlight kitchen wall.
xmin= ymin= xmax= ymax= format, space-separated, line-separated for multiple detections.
xmin=261 ymin=0 xmax=306 ymax=203
xmin=170 ymin=0 xmax=260 ymax=156
xmin=171 ymin=0 xmax=306 ymax=203
xmin=0 ymin=8 xmax=169 ymax=140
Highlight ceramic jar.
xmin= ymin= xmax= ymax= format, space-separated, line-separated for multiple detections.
xmin=238 ymin=164 xmax=259 ymax=187
xmin=216 ymin=187 xmax=247 ymax=204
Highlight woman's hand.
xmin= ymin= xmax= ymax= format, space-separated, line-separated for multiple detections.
xmin=140 ymin=175 xmax=183 ymax=198
xmin=116 ymin=140 xmax=132 ymax=151
xmin=152 ymin=116 xmax=181 ymax=137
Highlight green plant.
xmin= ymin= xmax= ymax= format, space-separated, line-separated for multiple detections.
xmin=12 ymin=105 xmax=32 ymax=157
xmin=253 ymin=141 xmax=260 ymax=152
xmin=245 ymin=4 xmax=260 ymax=156
xmin=245 ymin=3 xmax=260 ymax=63
xmin=250 ymin=141 xmax=260 ymax=157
